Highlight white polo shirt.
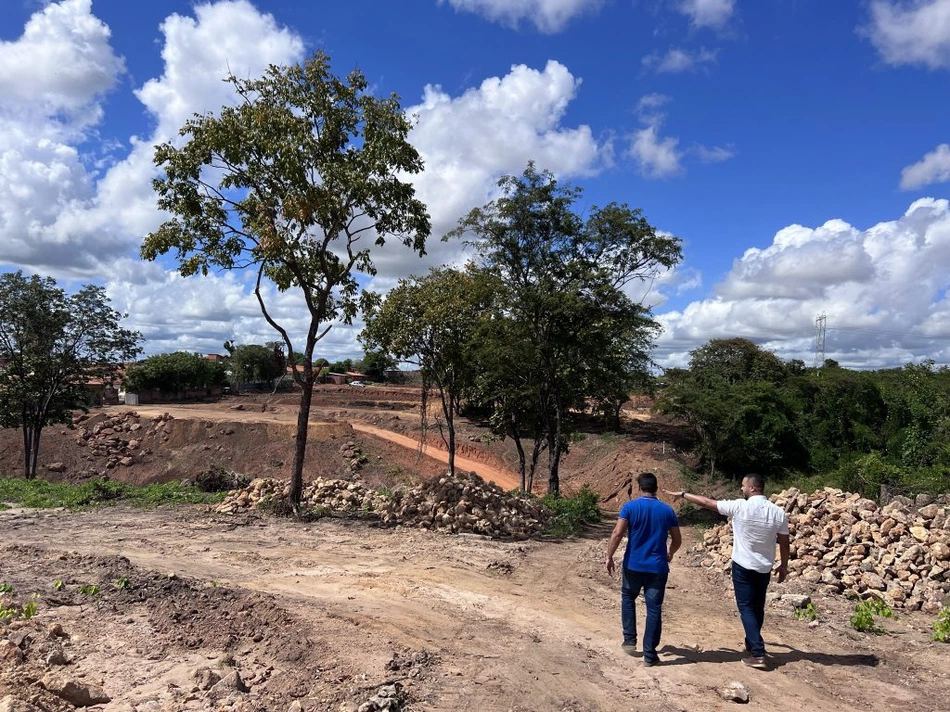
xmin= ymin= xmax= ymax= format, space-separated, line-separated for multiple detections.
xmin=717 ymin=495 xmax=789 ymax=573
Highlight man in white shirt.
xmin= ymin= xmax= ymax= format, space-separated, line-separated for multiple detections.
xmin=667 ymin=474 xmax=790 ymax=670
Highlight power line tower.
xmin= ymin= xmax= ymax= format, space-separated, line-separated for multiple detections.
xmin=814 ymin=312 xmax=827 ymax=371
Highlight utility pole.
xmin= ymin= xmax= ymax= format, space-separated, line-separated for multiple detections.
xmin=814 ymin=312 xmax=827 ymax=373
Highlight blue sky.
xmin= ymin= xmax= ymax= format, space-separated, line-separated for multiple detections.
xmin=2 ymin=0 xmax=950 ymax=368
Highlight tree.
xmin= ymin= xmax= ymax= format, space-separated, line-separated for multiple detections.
xmin=0 ymin=271 xmax=141 ymax=479
xmin=448 ymin=164 xmax=681 ymax=494
xmin=228 ymin=344 xmax=284 ymax=389
xmin=362 ymin=267 xmax=489 ymax=475
xmin=359 ymin=350 xmax=396 ymax=381
xmin=125 ymin=351 xmax=226 ymax=394
xmin=688 ymin=337 xmax=788 ymax=386
xmin=142 ymin=51 xmax=430 ymax=508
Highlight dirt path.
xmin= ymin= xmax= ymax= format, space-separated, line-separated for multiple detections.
xmin=117 ymin=404 xmax=519 ymax=489
xmin=1 ymin=506 xmax=946 ymax=712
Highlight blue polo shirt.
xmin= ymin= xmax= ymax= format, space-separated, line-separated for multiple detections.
xmin=619 ymin=496 xmax=679 ymax=574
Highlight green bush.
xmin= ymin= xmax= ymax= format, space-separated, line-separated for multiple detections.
xmin=794 ymin=601 xmax=818 ymax=621
xmin=542 ymin=485 xmax=601 ymax=537
xmin=850 ymin=599 xmax=892 ymax=634
xmin=933 ymin=607 xmax=950 ymax=643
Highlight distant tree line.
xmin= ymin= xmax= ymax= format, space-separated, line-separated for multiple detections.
xmin=654 ymin=337 xmax=950 ymax=498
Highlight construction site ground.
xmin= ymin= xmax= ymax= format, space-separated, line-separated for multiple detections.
xmin=1 ymin=386 xmax=947 ymax=711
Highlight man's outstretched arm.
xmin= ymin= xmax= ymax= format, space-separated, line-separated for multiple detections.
xmin=664 ymin=490 xmax=719 ymax=512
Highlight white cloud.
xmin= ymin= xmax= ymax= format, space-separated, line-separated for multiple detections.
xmin=367 ymin=60 xmax=605 ymax=278
xmin=656 ymin=198 xmax=950 ymax=368
xmin=642 ymin=46 xmax=718 ymax=73
xmin=676 ymin=0 xmax=736 ymax=30
xmin=695 ymin=143 xmax=735 ymax=162
xmin=863 ymin=0 xmax=950 ymax=70
xmin=900 ymin=143 xmax=950 ymax=189
xmin=0 ymin=0 xmax=304 ymax=278
xmin=439 ymin=0 xmax=604 ymax=33
xmin=628 ymin=94 xmax=682 ymax=178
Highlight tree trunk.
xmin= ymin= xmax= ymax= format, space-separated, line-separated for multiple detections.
xmin=528 ymin=437 xmax=544 ymax=494
xmin=289 ymin=374 xmax=314 ymax=509
xmin=547 ymin=402 xmax=563 ymax=495
xmin=22 ymin=421 xmax=33 ymax=479
xmin=444 ymin=391 xmax=456 ymax=477
xmin=30 ymin=424 xmax=42 ymax=479
xmin=511 ymin=421 xmax=527 ymax=491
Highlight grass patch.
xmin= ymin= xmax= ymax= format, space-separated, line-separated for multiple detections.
xmin=542 ymin=485 xmax=601 ymax=537
xmin=0 ymin=476 xmax=226 ymax=510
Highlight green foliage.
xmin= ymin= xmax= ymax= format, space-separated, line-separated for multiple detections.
xmin=850 ymin=599 xmax=892 ymax=633
xmin=228 ymin=344 xmax=284 ymax=386
xmin=793 ymin=602 xmax=818 ymax=621
xmin=0 ymin=582 xmax=13 ymax=594
xmin=932 ymin=607 xmax=950 ymax=642
xmin=542 ymin=486 xmax=602 ymax=537
xmin=0 ymin=476 xmax=226 ymax=509
xmin=77 ymin=584 xmax=100 ymax=596
xmin=0 ymin=271 xmax=142 ymax=479
xmin=21 ymin=599 xmax=37 ymax=619
xmin=141 ymin=50 xmax=431 ymax=507
xmin=114 ymin=577 xmax=131 ymax=590
xmin=443 ymin=163 xmax=680 ymax=494
xmin=52 ymin=580 xmax=65 ymax=591
xmin=126 ymin=351 xmax=226 ymax=393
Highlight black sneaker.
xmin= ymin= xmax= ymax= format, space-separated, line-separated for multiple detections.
xmin=643 ymin=657 xmax=660 ymax=667
xmin=621 ymin=643 xmax=638 ymax=657
xmin=741 ymin=656 xmax=767 ymax=670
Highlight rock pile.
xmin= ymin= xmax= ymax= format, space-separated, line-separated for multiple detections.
xmin=214 ymin=477 xmax=385 ymax=514
xmin=69 ymin=411 xmax=162 ymax=470
xmin=376 ymin=471 xmax=548 ymax=538
xmin=217 ymin=471 xmax=549 ymax=538
xmin=699 ymin=488 xmax=950 ymax=613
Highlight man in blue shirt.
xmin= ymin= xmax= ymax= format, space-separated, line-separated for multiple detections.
xmin=605 ymin=472 xmax=681 ymax=667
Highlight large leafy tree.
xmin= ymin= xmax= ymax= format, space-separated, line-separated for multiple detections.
xmin=362 ymin=267 xmax=490 ymax=475
xmin=125 ymin=351 xmax=226 ymax=393
xmin=0 ymin=272 xmax=141 ymax=479
xmin=448 ymin=164 xmax=681 ymax=494
xmin=142 ymin=52 xmax=430 ymax=508
xmin=227 ymin=344 xmax=285 ymax=388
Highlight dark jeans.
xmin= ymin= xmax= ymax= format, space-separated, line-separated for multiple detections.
xmin=731 ymin=561 xmax=771 ymax=657
xmin=621 ymin=568 xmax=668 ymax=663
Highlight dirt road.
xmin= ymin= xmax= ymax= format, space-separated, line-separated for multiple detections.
xmin=2 ymin=505 xmax=946 ymax=712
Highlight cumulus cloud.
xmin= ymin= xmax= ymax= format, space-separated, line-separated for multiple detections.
xmin=439 ymin=0 xmax=604 ymax=33
xmin=366 ymin=60 xmax=605 ymax=278
xmin=656 ymin=199 xmax=950 ymax=369
xmin=628 ymin=94 xmax=682 ymax=178
xmin=695 ymin=143 xmax=736 ymax=162
xmin=676 ymin=0 xmax=736 ymax=29
xmin=862 ymin=0 xmax=950 ymax=70
xmin=900 ymin=143 xmax=950 ymax=189
xmin=0 ymin=0 xmax=304 ymax=278
xmin=641 ymin=46 xmax=718 ymax=73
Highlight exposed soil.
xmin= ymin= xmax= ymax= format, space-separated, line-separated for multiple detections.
xmin=2 ymin=388 xmax=946 ymax=711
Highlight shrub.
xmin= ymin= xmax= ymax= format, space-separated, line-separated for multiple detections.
xmin=933 ymin=607 xmax=950 ymax=643
xmin=850 ymin=599 xmax=892 ymax=634
xmin=542 ymin=485 xmax=601 ymax=537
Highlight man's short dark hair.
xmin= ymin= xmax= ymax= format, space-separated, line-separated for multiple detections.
xmin=745 ymin=473 xmax=765 ymax=491
xmin=637 ymin=472 xmax=658 ymax=493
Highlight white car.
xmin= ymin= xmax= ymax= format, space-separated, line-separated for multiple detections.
xmin=349 ymin=380 xmax=365 ymax=387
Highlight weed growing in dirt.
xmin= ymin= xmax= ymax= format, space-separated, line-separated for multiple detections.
xmin=77 ymin=584 xmax=100 ymax=596
xmin=0 ymin=589 xmax=39 ymax=624
xmin=0 ymin=476 xmax=226 ymax=509
xmin=114 ymin=577 xmax=131 ymax=590
xmin=52 ymin=580 xmax=65 ymax=591
xmin=542 ymin=486 xmax=601 ymax=537
xmin=933 ymin=607 xmax=950 ymax=643
xmin=21 ymin=597 xmax=38 ymax=619
xmin=850 ymin=599 xmax=892 ymax=634
xmin=0 ymin=582 xmax=13 ymax=594
xmin=794 ymin=602 xmax=818 ymax=621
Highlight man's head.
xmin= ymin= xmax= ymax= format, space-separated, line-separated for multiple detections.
xmin=741 ymin=473 xmax=765 ymax=499
xmin=637 ymin=472 xmax=658 ymax=494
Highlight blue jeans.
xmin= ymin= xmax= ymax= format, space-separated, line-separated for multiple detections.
xmin=731 ymin=562 xmax=770 ymax=657
xmin=621 ymin=569 xmax=668 ymax=663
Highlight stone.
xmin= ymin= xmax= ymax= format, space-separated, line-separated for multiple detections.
xmin=782 ymin=594 xmax=812 ymax=608
xmin=0 ymin=696 xmax=43 ymax=712
xmin=119 ymin=456 xmax=134 ymax=467
xmin=209 ymin=670 xmax=248 ymax=698
xmin=45 ymin=462 xmax=65 ymax=473
xmin=718 ymin=682 xmax=750 ymax=703
xmin=41 ymin=675 xmax=111 ymax=706
xmin=0 ymin=641 xmax=24 ymax=664
xmin=931 ymin=542 xmax=950 ymax=562
xmin=910 ymin=526 xmax=930 ymax=543
xmin=192 ymin=667 xmax=221 ymax=691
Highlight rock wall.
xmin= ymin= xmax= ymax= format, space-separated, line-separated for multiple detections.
xmin=699 ymin=488 xmax=950 ymax=612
